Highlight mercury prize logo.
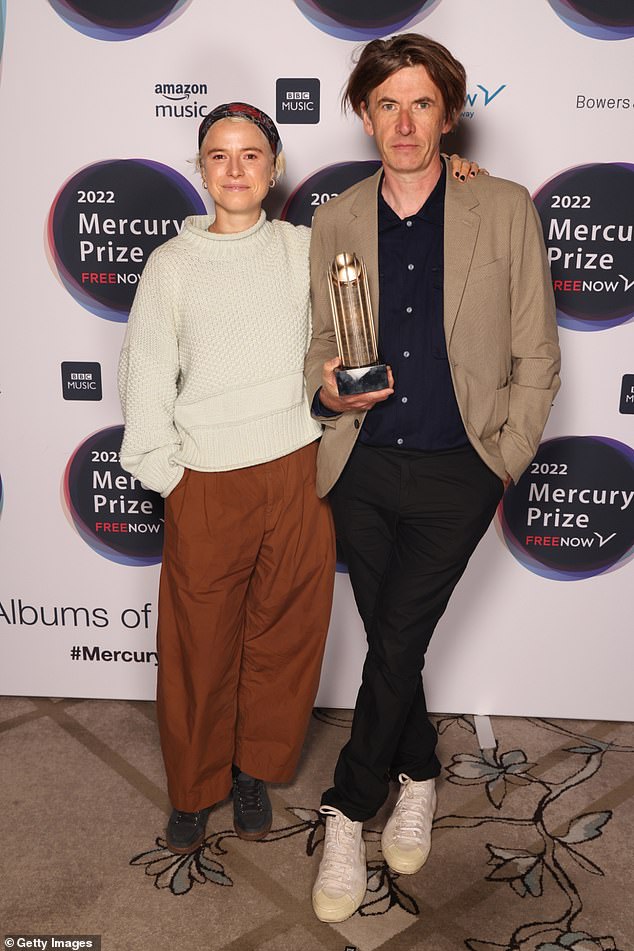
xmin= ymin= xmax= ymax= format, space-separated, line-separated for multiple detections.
xmin=533 ymin=163 xmax=633 ymax=331
xmin=547 ymin=0 xmax=634 ymax=40
xmin=499 ymin=436 xmax=634 ymax=581
xmin=48 ymin=159 xmax=205 ymax=322
xmin=294 ymin=0 xmax=441 ymax=40
xmin=63 ymin=426 xmax=164 ymax=566
xmin=282 ymin=161 xmax=381 ymax=227
xmin=48 ymin=0 xmax=192 ymax=41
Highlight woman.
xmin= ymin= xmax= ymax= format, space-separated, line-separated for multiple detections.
xmin=119 ymin=103 xmax=336 ymax=853
xmin=119 ymin=102 xmax=479 ymax=855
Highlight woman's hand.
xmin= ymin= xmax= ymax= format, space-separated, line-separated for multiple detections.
xmin=447 ymin=153 xmax=489 ymax=181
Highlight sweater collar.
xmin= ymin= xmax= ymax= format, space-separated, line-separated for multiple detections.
xmin=181 ymin=210 xmax=272 ymax=255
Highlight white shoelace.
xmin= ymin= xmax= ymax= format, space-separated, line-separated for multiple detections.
xmin=319 ymin=809 xmax=361 ymax=885
xmin=391 ymin=778 xmax=434 ymax=838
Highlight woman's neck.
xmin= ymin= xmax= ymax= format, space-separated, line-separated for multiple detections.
xmin=208 ymin=207 xmax=262 ymax=235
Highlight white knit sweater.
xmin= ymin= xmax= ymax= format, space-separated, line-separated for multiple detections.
xmin=118 ymin=212 xmax=322 ymax=496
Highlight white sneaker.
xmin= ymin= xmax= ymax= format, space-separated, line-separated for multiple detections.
xmin=312 ymin=806 xmax=367 ymax=922
xmin=381 ymin=775 xmax=437 ymax=874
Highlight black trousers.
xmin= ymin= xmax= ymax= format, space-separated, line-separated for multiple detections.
xmin=321 ymin=442 xmax=504 ymax=822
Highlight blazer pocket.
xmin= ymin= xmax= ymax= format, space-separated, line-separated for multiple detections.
xmin=468 ymin=257 xmax=506 ymax=285
xmin=482 ymin=383 xmax=510 ymax=439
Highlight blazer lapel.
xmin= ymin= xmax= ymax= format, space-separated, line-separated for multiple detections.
xmin=348 ymin=169 xmax=382 ymax=333
xmin=336 ymin=164 xmax=480 ymax=343
xmin=443 ymin=165 xmax=481 ymax=345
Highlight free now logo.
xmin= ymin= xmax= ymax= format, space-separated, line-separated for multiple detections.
xmin=524 ymin=531 xmax=617 ymax=548
xmin=461 ymin=83 xmax=507 ymax=120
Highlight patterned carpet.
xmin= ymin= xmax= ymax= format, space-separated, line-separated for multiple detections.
xmin=1 ymin=697 xmax=633 ymax=951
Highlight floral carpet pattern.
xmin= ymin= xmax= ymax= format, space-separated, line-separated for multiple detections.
xmin=2 ymin=697 xmax=631 ymax=951
xmin=131 ymin=711 xmax=634 ymax=951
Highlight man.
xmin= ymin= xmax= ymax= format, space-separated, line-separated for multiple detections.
xmin=305 ymin=34 xmax=560 ymax=922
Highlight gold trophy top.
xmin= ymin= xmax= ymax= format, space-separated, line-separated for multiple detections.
xmin=327 ymin=251 xmax=378 ymax=369
xmin=330 ymin=252 xmax=363 ymax=286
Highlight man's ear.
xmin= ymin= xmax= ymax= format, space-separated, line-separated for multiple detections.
xmin=361 ymin=101 xmax=374 ymax=137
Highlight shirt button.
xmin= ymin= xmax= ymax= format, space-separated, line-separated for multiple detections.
xmin=403 ymin=350 xmax=410 ymax=358
xmin=397 ymin=438 xmax=404 ymax=446
xmin=401 ymin=396 xmax=408 ymax=404
xmin=406 ymin=220 xmax=413 ymax=228
xmin=408 ymin=263 xmax=414 ymax=271
xmin=406 ymin=306 xmax=413 ymax=314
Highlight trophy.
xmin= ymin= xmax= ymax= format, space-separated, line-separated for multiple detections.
xmin=327 ymin=252 xmax=389 ymax=395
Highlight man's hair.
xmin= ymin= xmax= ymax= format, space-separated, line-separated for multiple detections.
xmin=343 ymin=33 xmax=466 ymax=129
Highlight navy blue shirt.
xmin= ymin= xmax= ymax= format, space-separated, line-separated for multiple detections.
xmin=359 ymin=165 xmax=468 ymax=451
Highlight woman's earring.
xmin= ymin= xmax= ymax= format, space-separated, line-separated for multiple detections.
xmin=202 ymin=180 xmax=208 ymax=190
xmin=269 ymin=178 xmax=276 ymax=188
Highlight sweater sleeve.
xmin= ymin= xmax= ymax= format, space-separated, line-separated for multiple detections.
xmin=118 ymin=248 xmax=185 ymax=497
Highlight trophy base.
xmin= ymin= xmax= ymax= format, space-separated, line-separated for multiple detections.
xmin=336 ymin=363 xmax=389 ymax=396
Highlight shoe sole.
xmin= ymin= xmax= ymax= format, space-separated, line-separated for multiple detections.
xmin=382 ymin=844 xmax=431 ymax=875
xmin=165 ymin=830 xmax=207 ymax=855
xmin=233 ymin=816 xmax=272 ymax=841
xmin=312 ymin=887 xmax=367 ymax=923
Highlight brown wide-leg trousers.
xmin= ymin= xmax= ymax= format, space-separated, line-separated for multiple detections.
xmin=156 ymin=439 xmax=335 ymax=812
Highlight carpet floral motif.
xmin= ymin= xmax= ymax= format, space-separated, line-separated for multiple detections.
xmin=130 ymin=715 xmax=632 ymax=949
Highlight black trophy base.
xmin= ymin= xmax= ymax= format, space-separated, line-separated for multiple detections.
xmin=335 ymin=363 xmax=389 ymax=396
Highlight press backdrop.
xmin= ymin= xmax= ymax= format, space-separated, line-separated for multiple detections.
xmin=0 ymin=0 xmax=632 ymax=718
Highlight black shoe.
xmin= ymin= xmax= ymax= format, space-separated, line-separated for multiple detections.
xmin=166 ymin=807 xmax=211 ymax=854
xmin=232 ymin=767 xmax=272 ymax=840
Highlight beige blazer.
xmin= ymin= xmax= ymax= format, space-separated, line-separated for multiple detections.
xmin=305 ymin=160 xmax=561 ymax=498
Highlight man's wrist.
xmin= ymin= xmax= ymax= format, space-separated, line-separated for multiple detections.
xmin=312 ymin=387 xmax=340 ymax=418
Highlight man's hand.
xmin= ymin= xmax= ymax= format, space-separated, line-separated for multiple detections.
xmin=319 ymin=357 xmax=394 ymax=413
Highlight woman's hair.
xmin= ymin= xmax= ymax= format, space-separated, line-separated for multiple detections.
xmin=344 ymin=33 xmax=466 ymax=129
xmin=195 ymin=117 xmax=286 ymax=182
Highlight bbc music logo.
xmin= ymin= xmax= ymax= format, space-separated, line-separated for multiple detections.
xmin=621 ymin=375 xmax=634 ymax=415
xmin=61 ymin=362 xmax=103 ymax=401
xmin=276 ymin=79 xmax=320 ymax=125
xmin=48 ymin=0 xmax=193 ymax=41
